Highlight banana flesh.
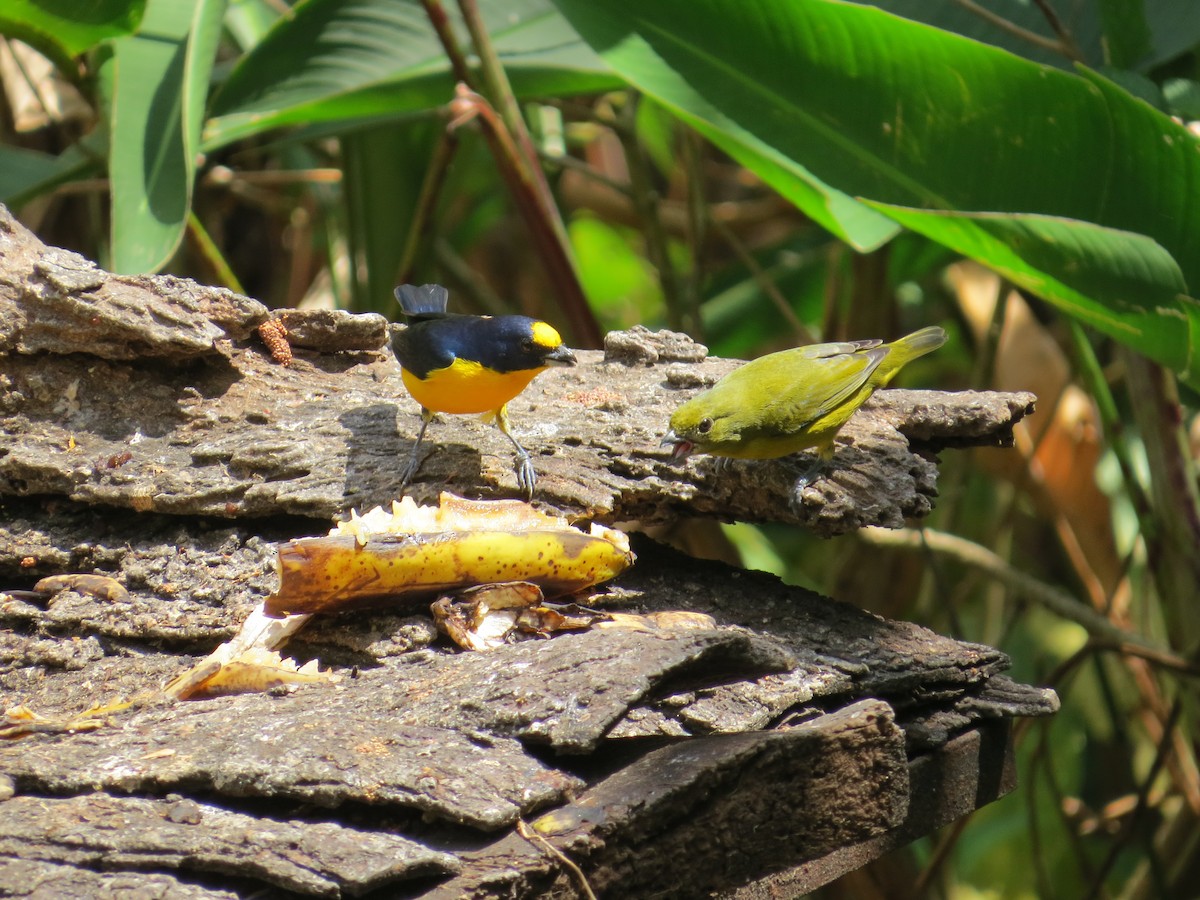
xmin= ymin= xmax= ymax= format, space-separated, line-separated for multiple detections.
xmin=265 ymin=493 xmax=634 ymax=617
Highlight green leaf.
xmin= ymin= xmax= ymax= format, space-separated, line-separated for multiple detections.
xmin=1099 ymin=0 xmax=1153 ymax=68
xmin=205 ymin=0 xmax=621 ymax=148
xmin=341 ymin=120 xmax=441 ymax=314
xmin=0 ymin=142 xmax=101 ymax=206
xmin=0 ymin=0 xmax=144 ymax=74
xmin=570 ymin=214 xmax=664 ymax=330
xmin=868 ymin=204 xmax=1200 ymax=387
xmin=108 ymin=0 xmax=226 ymax=274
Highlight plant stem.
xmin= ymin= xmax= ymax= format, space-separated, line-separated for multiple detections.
xmin=453 ymin=0 xmax=600 ymax=347
xmin=1120 ymin=349 xmax=1200 ymax=654
xmin=396 ymin=129 xmax=458 ymax=285
xmin=420 ymin=0 xmax=474 ymax=85
xmin=860 ymin=526 xmax=1185 ymax=662
xmin=950 ymin=0 xmax=1081 ymax=60
xmin=186 ymin=211 xmax=245 ymax=295
xmin=615 ymin=94 xmax=687 ymax=332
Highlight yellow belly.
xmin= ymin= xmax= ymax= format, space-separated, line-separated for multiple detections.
xmin=402 ymin=359 xmax=545 ymax=414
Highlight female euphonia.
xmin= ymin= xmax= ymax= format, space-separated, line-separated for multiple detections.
xmin=664 ymin=326 xmax=946 ymax=487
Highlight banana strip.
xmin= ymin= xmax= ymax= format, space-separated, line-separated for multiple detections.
xmin=265 ymin=494 xmax=634 ymax=617
xmin=35 ymin=574 xmax=129 ymax=603
xmin=172 ymin=649 xmax=337 ymax=699
xmin=163 ymin=605 xmax=319 ymax=699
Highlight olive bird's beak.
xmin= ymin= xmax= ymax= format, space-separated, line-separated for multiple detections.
xmin=661 ymin=429 xmax=695 ymax=460
xmin=545 ymin=346 xmax=577 ymax=367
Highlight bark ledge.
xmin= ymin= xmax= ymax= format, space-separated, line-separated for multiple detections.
xmin=0 ymin=206 xmax=1054 ymax=898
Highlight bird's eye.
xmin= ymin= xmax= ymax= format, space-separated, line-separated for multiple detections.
xmin=522 ymin=338 xmax=534 ymax=352
xmin=698 ymin=418 xmax=713 ymax=434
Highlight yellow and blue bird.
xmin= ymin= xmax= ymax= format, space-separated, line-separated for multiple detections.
xmin=392 ymin=283 xmax=576 ymax=497
xmin=664 ymin=326 xmax=946 ymax=487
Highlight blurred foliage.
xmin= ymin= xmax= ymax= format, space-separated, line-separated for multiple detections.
xmin=4 ymin=0 xmax=1200 ymax=897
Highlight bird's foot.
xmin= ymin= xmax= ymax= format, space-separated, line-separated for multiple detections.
xmin=513 ymin=450 xmax=537 ymax=500
xmin=711 ymin=456 xmax=735 ymax=474
xmin=398 ymin=450 xmax=427 ymax=494
xmin=788 ymin=457 xmax=827 ymax=515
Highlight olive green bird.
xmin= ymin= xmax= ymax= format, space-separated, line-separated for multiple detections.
xmin=663 ymin=326 xmax=946 ymax=487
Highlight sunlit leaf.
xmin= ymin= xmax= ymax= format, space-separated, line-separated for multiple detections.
xmin=205 ymin=0 xmax=621 ymax=148
xmin=870 ymin=204 xmax=1200 ymax=386
xmin=569 ymin=214 xmax=663 ymax=330
xmin=0 ymin=0 xmax=144 ymax=74
xmin=551 ymin=0 xmax=1200 ymax=374
xmin=108 ymin=0 xmax=226 ymax=274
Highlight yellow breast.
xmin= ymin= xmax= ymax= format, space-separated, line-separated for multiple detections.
xmin=402 ymin=358 xmax=546 ymax=415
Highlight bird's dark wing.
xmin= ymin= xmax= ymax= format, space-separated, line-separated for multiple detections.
xmin=392 ymin=318 xmax=458 ymax=378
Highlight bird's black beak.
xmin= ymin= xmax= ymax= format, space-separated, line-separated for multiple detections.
xmin=545 ymin=345 xmax=577 ymax=367
xmin=661 ymin=430 xmax=694 ymax=460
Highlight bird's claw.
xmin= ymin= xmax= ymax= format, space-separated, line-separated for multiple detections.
xmin=513 ymin=451 xmax=536 ymax=500
xmin=788 ymin=456 xmax=827 ymax=515
xmin=399 ymin=450 xmax=426 ymax=494
xmin=789 ymin=475 xmax=815 ymax=516
xmin=711 ymin=456 xmax=734 ymax=474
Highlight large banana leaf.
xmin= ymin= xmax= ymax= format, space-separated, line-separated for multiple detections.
xmin=869 ymin=205 xmax=1198 ymax=384
xmin=0 ymin=0 xmax=144 ymax=74
xmin=106 ymin=0 xmax=226 ymax=274
xmin=550 ymin=0 xmax=1200 ymax=387
xmin=205 ymin=0 xmax=621 ymax=148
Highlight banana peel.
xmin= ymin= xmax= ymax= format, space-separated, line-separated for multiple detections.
xmin=8 ymin=495 xmax=638 ymax=723
xmin=169 ymin=493 xmax=633 ymax=697
xmin=265 ymin=494 xmax=634 ymax=617
xmin=163 ymin=605 xmax=328 ymax=700
xmin=168 ymin=649 xmax=337 ymax=699
xmin=431 ymin=585 xmax=717 ymax=652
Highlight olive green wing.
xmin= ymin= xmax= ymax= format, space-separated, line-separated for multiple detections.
xmin=738 ymin=341 xmax=888 ymax=433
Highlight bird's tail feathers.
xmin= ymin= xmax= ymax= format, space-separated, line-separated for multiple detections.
xmin=878 ymin=325 xmax=947 ymax=382
xmin=395 ymin=283 xmax=450 ymax=319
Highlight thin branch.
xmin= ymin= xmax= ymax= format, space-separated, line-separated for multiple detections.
xmin=202 ymin=167 xmax=343 ymax=188
xmin=614 ymin=94 xmax=687 ymax=332
xmin=420 ymin=0 xmax=474 ymax=85
xmin=396 ymin=129 xmax=458 ymax=285
xmin=537 ymin=148 xmax=633 ymax=199
xmin=516 ymin=818 xmax=598 ymax=900
xmin=709 ymin=216 xmax=814 ymax=344
xmin=859 ymin=527 xmax=1184 ymax=664
xmin=680 ymin=129 xmax=707 ymax=339
xmin=1029 ymin=0 xmax=1084 ymax=60
xmin=1085 ymin=697 xmax=1185 ymax=898
xmin=949 ymin=0 xmax=1080 ymax=60
xmin=454 ymin=0 xmax=601 ymax=347
xmin=185 ymin=212 xmax=245 ymax=295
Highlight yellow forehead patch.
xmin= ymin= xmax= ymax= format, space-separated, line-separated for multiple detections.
xmin=531 ymin=320 xmax=563 ymax=349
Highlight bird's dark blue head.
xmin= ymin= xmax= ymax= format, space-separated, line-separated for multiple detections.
xmin=484 ymin=316 xmax=576 ymax=373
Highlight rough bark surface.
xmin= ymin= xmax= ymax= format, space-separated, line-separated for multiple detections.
xmin=0 ymin=207 xmax=1057 ymax=897
xmin=1 ymin=206 xmax=1034 ymax=534
xmin=0 ymin=792 xmax=459 ymax=896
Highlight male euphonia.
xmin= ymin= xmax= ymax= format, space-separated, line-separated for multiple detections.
xmin=392 ymin=283 xmax=576 ymax=497
xmin=664 ymin=326 xmax=946 ymax=487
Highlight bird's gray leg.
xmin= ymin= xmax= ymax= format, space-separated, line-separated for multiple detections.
xmin=789 ymin=445 xmax=834 ymax=512
xmin=399 ymin=408 xmax=434 ymax=493
xmin=495 ymin=404 xmax=535 ymax=499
